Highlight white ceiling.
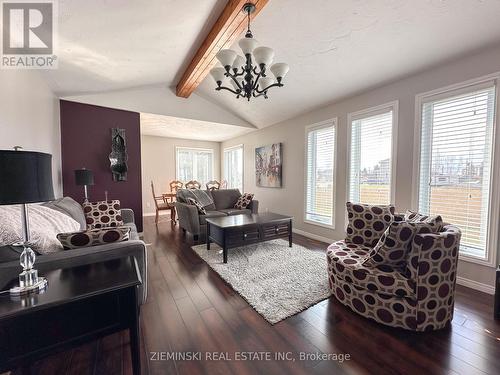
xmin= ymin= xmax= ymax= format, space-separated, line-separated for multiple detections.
xmin=140 ymin=112 xmax=253 ymax=141
xmin=50 ymin=0 xmax=500 ymax=132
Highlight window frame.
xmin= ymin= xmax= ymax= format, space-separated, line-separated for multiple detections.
xmin=412 ymin=73 xmax=500 ymax=267
xmin=303 ymin=118 xmax=337 ymax=229
xmin=223 ymin=144 xmax=244 ymax=191
xmin=175 ymin=146 xmax=215 ymax=186
xmin=346 ymin=101 xmax=399 ymax=206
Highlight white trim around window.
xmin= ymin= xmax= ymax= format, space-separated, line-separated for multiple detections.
xmin=346 ymin=101 xmax=399 ymax=205
xmin=303 ymin=118 xmax=337 ymax=229
xmin=412 ymin=72 xmax=500 ymax=267
xmin=175 ymin=146 xmax=216 ymax=186
xmin=223 ymin=144 xmax=244 ymax=191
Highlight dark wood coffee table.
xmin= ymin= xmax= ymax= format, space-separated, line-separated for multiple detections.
xmin=206 ymin=212 xmax=293 ymax=263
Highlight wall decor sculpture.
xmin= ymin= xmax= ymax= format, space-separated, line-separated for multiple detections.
xmin=109 ymin=128 xmax=128 ymax=181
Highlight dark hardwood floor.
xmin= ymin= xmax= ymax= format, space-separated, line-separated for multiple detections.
xmin=11 ymin=217 xmax=500 ymax=375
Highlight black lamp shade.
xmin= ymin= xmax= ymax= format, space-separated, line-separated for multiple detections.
xmin=74 ymin=169 xmax=94 ymax=186
xmin=0 ymin=150 xmax=55 ymax=205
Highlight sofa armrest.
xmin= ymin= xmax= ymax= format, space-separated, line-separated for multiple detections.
xmin=175 ymin=201 xmax=201 ymax=234
xmin=249 ymin=199 xmax=259 ymax=214
xmin=121 ymin=208 xmax=135 ymax=224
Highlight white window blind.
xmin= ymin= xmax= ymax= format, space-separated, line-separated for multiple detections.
xmin=305 ymin=123 xmax=335 ymax=226
xmin=224 ymin=145 xmax=243 ymax=191
xmin=418 ymin=84 xmax=496 ymax=259
xmin=349 ymin=108 xmax=394 ymax=205
xmin=176 ymin=148 xmax=214 ymax=186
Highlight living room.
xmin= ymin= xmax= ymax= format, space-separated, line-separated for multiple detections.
xmin=1 ymin=1 xmax=500 ymax=374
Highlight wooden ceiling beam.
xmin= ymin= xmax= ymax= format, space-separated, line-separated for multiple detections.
xmin=176 ymin=0 xmax=269 ymax=98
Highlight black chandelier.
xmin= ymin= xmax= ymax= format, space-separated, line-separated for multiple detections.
xmin=209 ymin=2 xmax=289 ymax=101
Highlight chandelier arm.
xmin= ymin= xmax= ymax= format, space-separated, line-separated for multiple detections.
xmin=255 ymin=82 xmax=283 ymax=94
xmin=227 ymin=74 xmax=244 ymax=90
xmin=251 ymin=71 xmax=264 ymax=92
xmin=216 ymin=86 xmax=242 ymax=96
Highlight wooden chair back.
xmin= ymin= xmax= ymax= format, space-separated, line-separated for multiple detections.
xmin=206 ymin=180 xmax=220 ymax=191
xmin=169 ymin=180 xmax=183 ymax=193
xmin=185 ymin=180 xmax=201 ymax=189
xmin=151 ymin=181 xmax=165 ymax=209
xmin=220 ymin=179 xmax=228 ymax=189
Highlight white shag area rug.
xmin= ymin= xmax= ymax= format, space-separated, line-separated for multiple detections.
xmin=192 ymin=239 xmax=331 ymax=324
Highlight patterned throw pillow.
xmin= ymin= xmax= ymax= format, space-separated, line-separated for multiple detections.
xmin=234 ymin=193 xmax=254 ymax=209
xmin=362 ymin=221 xmax=416 ymax=267
xmin=404 ymin=210 xmax=443 ymax=232
xmin=345 ymin=202 xmax=395 ymax=247
xmin=83 ymin=200 xmax=123 ymax=229
xmin=57 ymin=226 xmax=131 ymax=250
xmin=187 ymin=198 xmax=206 ymax=214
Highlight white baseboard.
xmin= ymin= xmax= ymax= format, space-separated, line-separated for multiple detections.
xmin=292 ymin=228 xmax=335 ymax=245
xmin=294 ymin=228 xmax=496 ymax=295
xmin=456 ymin=276 xmax=495 ymax=295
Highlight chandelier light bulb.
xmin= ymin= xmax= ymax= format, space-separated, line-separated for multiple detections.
xmin=238 ymin=37 xmax=259 ymax=55
xmin=270 ymin=63 xmax=289 ymax=80
xmin=232 ymin=55 xmax=246 ymax=70
xmin=210 ymin=67 xmax=226 ymax=84
xmin=258 ymin=77 xmax=274 ymax=91
xmin=216 ymin=49 xmax=237 ymax=68
xmin=253 ymin=46 xmax=274 ymax=67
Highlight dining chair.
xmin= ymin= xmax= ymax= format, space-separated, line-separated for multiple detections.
xmin=206 ymin=180 xmax=220 ymax=191
xmin=185 ymin=180 xmax=201 ymax=189
xmin=169 ymin=180 xmax=183 ymax=193
xmin=151 ymin=181 xmax=175 ymax=225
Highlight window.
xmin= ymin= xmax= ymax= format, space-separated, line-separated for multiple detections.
xmin=224 ymin=145 xmax=244 ymax=191
xmin=348 ymin=102 xmax=397 ymax=205
xmin=416 ymin=82 xmax=497 ymax=260
xmin=175 ymin=147 xmax=214 ymax=186
xmin=305 ymin=120 xmax=336 ymax=227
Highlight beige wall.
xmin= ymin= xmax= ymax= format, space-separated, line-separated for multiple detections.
xmin=141 ymin=135 xmax=221 ymax=216
xmin=0 ymin=71 xmax=62 ymax=197
xmin=222 ymin=44 xmax=500 ymax=290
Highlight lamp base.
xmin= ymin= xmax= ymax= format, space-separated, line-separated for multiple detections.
xmin=10 ymin=270 xmax=48 ymax=296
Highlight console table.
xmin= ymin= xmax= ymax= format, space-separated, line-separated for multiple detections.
xmin=0 ymin=256 xmax=142 ymax=374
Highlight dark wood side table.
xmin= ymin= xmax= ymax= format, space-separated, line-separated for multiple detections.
xmin=0 ymin=256 xmax=142 ymax=374
xmin=206 ymin=212 xmax=293 ymax=263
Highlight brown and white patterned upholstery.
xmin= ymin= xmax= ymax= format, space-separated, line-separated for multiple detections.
xmin=57 ymin=226 xmax=131 ymax=249
xmin=404 ymin=210 xmax=443 ymax=232
xmin=328 ymin=213 xmax=461 ymax=331
xmin=234 ymin=193 xmax=254 ymax=209
xmin=345 ymin=202 xmax=395 ymax=247
xmin=83 ymin=200 xmax=123 ymax=229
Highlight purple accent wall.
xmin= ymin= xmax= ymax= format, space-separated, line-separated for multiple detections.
xmin=60 ymin=100 xmax=143 ymax=231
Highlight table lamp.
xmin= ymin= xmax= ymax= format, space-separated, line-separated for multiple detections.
xmin=74 ymin=168 xmax=94 ymax=202
xmin=0 ymin=149 xmax=55 ymax=295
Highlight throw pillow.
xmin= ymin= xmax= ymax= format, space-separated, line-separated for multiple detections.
xmin=187 ymin=198 xmax=206 ymax=214
xmin=362 ymin=221 xmax=416 ymax=267
xmin=83 ymin=200 xmax=123 ymax=229
xmin=404 ymin=210 xmax=443 ymax=232
xmin=234 ymin=193 xmax=254 ymax=209
xmin=345 ymin=202 xmax=395 ymax=247
xmin=57 ymin=226 xmax=131 ymax=250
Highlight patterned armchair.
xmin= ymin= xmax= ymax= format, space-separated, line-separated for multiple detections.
xmin=327 ymin=207 xmax=461 ymax=331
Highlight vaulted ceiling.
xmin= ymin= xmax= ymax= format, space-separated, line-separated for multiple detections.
xmin=48 ymin=0 xmax=500 ymax=139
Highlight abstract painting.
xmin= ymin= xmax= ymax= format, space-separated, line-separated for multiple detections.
xmin=255 ymin=143 xmax=282 ymax=188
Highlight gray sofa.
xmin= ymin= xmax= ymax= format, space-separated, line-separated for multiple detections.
xmin=0 ymin=197 xmax=147 ymax=304
xmin=175 ymin=189 xmax=258 ymax=240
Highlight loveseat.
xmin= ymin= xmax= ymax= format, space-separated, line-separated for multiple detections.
xmin=327 ymin=204 xmax=461 ymax=331
xmin=175 ymin=189 xmax=258 ymax=239
xmin=0 ymin=197 xmax=147 ymax=304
